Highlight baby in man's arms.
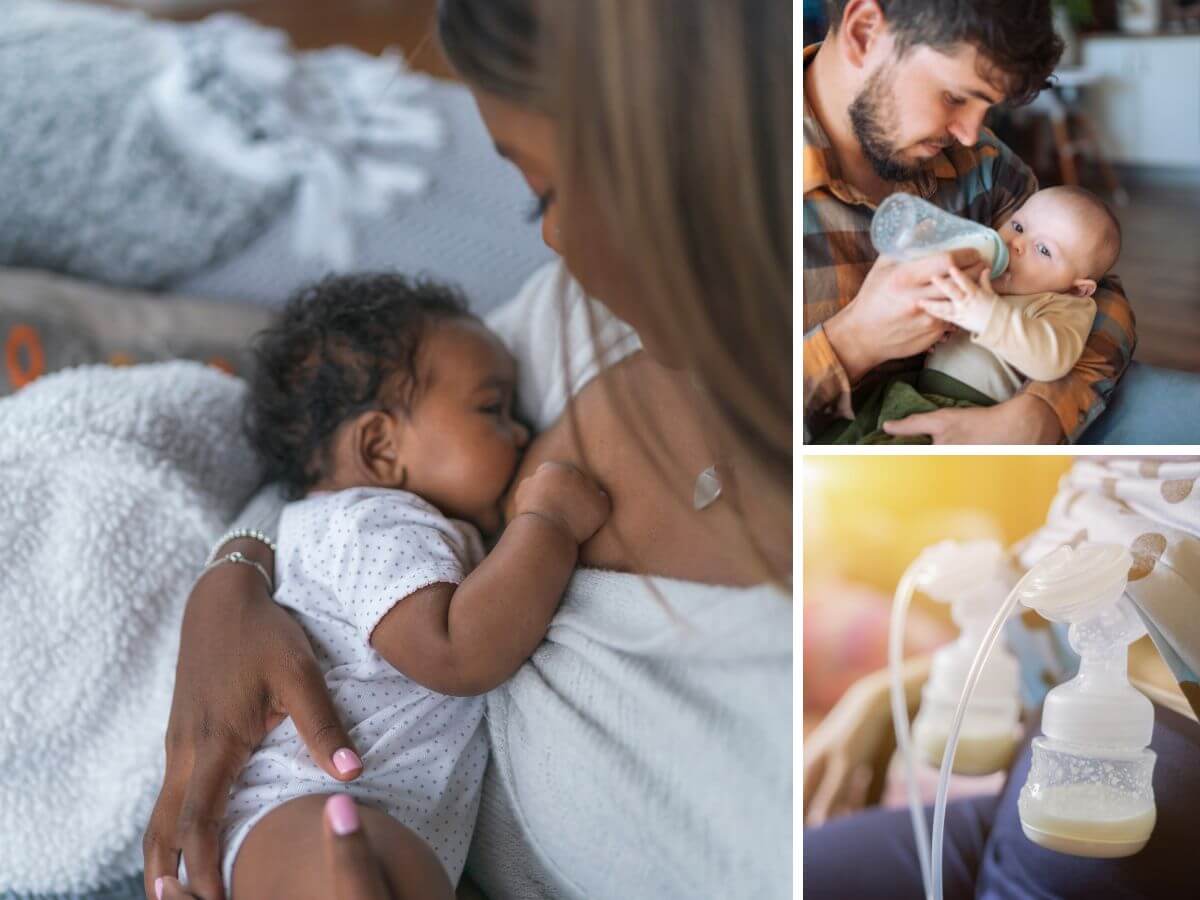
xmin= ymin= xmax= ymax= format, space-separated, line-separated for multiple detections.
xmin=212 ymin=273 xmax=608 ymax=898
xmin=827 ymin=185 xmax=1122 ymax=443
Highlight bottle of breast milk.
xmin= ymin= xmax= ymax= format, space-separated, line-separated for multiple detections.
xmin=1015 ymin=543 xmax=1157 ymax=858
xmin=908 ymin=540 xmax=1022 ymax=775
xmin=871 ymin=193 xmax=1010 ymax=281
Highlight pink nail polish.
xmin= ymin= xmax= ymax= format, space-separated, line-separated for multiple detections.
xmin=155 ymin=877 xmax=164 ymax=900
xmin=332 ymin=747 xmax=362 ymax=774
xmin=326 ymin=794 xmax=360 ymax=836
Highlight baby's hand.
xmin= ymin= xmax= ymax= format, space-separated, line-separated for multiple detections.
xmin=514 ymin=461 xmax=611 ymax=544
xmin=920 ymin=265 xmax=997 ymax=335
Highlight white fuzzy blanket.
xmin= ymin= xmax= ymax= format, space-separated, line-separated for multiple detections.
xmin=0 ymin=362 xmax=261 ymax=893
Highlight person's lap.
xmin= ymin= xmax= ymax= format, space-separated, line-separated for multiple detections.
xmin=803 ymin=789 xmax=995 ymax=899
xmin=804 ymin=702 xmax=1200 ymax=899
xmin=815 ymin=370 xmax=995 ymax=445
xmin=1080 ymin=361 xmax=1200 ymax=444
xmin=810 ymin=361 xmax=1200 ymax=445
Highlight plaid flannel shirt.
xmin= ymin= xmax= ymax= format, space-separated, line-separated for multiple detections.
xmin=802 ymin=43 xmax=1136 ymax=442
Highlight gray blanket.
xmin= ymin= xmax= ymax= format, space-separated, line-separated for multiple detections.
xmin=0 ymin=1 xmax=444 ymax=288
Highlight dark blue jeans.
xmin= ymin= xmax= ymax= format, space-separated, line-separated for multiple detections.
xmin=804 ymin=703 xmax=1199 ymax=899
xmin=1080 ymin=362 xmax=1200 ymax=444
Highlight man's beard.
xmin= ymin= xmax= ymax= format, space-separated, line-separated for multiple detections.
xmin=848 ymin=67 xmax=924 ymax=182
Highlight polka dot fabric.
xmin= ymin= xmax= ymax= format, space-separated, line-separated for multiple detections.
xmin=220 ymin=487 xmax=488 ymax=892
xmin=1015 ymin=457 xmax=1200 ymax=720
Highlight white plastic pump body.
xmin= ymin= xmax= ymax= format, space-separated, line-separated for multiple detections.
xmin=909 ymin=541 xmax=1022 ymax=775
xmin=871 ymin=193 xmax=1010 ymax=281
xmin=922 ymin=542 xmax=1159 ymax=900
xmin=1014 ymin=543 xmax=1157 ymax=858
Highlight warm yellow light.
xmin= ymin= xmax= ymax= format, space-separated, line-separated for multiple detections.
xmin=803 ymin=456 xmax=1072 ymax=594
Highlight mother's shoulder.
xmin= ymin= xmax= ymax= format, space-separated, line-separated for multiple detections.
xmin=488 ymin=260 xmax=641 ymax=431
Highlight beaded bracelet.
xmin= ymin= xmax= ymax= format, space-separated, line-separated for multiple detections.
xmin=206 ymin=528 xmax=277 ymax=566
xmin=199 ymin=551 xmax=274 ymax=593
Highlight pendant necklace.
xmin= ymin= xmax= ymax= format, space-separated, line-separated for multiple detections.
xmin=693 ymin=464 xmax=723 ymax=511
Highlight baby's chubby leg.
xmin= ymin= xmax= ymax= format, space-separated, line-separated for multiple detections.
xmin=231 ymin=794 xmax=454 ymax=900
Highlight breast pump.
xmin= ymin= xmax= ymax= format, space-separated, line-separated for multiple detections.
xmin=890 ymin=540 xmax=1157 ymax=900
xmin=904 ymin=541 xmax=1021 ymax=776
xmin=871 ymin=193 xmax=1010 ymax=280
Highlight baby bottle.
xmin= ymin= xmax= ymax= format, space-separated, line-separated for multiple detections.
xmin=909 ymin=540 xmax=1022 ymax=775
xmin=1015 ymin=543 xmax=1157 ymax=858
xmin=871 ymin=193 xmax=1010 ymax=280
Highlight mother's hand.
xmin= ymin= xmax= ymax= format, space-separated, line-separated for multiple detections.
xmin=143 ymin=544 xmax=363 ymax=900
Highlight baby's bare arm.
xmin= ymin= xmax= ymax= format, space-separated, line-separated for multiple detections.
xmin=370 ymin=516 xmax=578 ymax=695
xmin=371 ymin=463 xmax=609 ymax=696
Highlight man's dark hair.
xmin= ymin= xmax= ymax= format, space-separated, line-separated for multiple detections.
xmin=825 ymin=0 xmax=1063 ymax=105
xmin=245 ymin=272 xmax=473 ymax=499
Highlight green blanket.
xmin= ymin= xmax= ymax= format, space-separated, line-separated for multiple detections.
xmin=819 ymin=370 xmax=996 ymax=444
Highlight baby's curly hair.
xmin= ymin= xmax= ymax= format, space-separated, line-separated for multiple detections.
xmin=245 ymin=272 xmax=473 ymax=499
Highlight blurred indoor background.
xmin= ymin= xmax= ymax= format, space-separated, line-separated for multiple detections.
xmin=94 ymin=0 xmax=452 ymax=74
xmin=2 ymin=1 xmax=557 ymax=393
xmin=802 ymin=456 xmax=1072 ymax=732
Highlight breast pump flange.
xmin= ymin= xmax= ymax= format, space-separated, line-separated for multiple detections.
xmin=902 ymin=541 xmax=1159 ymax=900
xmin=871 ymin=192 xmax=1010 ymax=281
xmin=1014 ymin=542 xmax=1157 ymax=859
xmin=907 ymin=540 xmax=1022 ymax=776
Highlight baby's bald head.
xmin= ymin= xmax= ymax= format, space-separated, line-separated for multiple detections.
xmin=1036 ymin=185 xmax=1122 ymax=280
xmin=996 ymin=185 xmax=1122 ymax=298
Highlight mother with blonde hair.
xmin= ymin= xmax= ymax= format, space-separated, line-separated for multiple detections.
xmin=147 ymin=2 xmax=792 ymax=898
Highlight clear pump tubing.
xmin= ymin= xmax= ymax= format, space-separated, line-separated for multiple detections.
xmin=929 ymin=544 xmax=1134 ymax=899
xmin=930 ymin=576 xmax=1024 ymax=900
xmin=889 ymin=568 xmax=933 ymax=900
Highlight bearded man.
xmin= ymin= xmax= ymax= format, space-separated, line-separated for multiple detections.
xmin=802 ymin=0 xmax=1136 ymax=444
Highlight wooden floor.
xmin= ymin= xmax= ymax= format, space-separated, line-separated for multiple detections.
xmin=1104 ymin=184 xmax=1200 ymax=372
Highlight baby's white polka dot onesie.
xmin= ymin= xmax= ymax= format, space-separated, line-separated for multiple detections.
xmin=219 ymin=486 xmax=488 ymax=892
